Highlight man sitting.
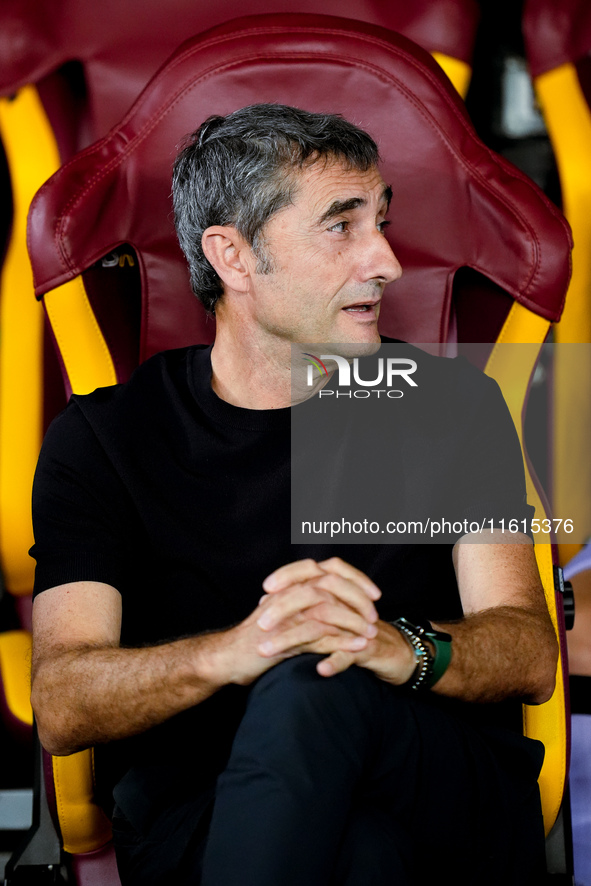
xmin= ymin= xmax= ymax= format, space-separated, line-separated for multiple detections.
xmin=30 ymin=103 xmax=558 ymax=885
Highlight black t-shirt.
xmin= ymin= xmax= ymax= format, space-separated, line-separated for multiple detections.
xmin=30 ymin=343 xmax=533 ymax=786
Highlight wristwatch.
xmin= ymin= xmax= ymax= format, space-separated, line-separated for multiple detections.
xmin=390 ymin=617 xmax=452 ymax=690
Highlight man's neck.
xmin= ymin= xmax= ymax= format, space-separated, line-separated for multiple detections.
xmin=208 ymin=303 xmax=333 ymax=409
xmin=210 ymin=323 xmax=295 ymax=410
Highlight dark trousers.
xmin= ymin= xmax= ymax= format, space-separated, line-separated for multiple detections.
xmin=112 ymin=655 xmax=546 ymax=885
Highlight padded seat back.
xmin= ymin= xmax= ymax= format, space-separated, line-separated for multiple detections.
xmin=29 ymin=14 xmax=570 ymax=373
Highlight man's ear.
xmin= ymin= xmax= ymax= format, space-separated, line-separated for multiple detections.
xmin=201 ymin=226 xmax=253 ymax=293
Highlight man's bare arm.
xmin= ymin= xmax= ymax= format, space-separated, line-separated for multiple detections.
xmin=31 ymin=574 xmax=380 ymax=756
xmin=263 ymin=539 xmax=558 ymax=705
xmin=31 ymin=581 xmax=226 ymax=755
xmin=431 ymin=535 xmax=558 ymax=703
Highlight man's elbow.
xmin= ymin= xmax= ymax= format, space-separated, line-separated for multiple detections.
xmin=36 ymin=726 xmax=80 ymax=757
xmin=31 ymin=675 xmax=85 ymax=757
xmin=527 ymin=672 xmax=557 ymax=706
xmin=526 ymin=629 xmax=559 ymax=705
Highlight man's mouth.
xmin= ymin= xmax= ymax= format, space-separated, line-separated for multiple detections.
xmin=342 ymin=301 xmax=380 ymax=313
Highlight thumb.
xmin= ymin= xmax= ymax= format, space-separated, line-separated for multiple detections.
xmin=316 ymin=650 xmax=356 ymax=677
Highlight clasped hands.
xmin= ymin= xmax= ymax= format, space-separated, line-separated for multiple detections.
xmin=224 ymin=557 xmax=416 ymax=686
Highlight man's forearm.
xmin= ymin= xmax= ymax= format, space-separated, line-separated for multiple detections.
xmin=32 ymin=572 xmax=380 ymax=756
xmin=303 ymin=556 xmax=559 ymax=704
xmin=430 ymin=604 xmax=558 ymax=704
xmin=31 ymin=631 xmax=230 ymax=756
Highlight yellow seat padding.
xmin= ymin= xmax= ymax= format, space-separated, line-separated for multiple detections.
xmin=535 ymin=63 xmax=591 ymax=562
xmin=0 ymin=630 xmax=33 ymax=727
xmin=0 ymin=87 xmax=59 ymax=595
xmin=432 ymin=51 xmax=472 ymax=98
xmin=485 ymin=302 xmax=567 ymax=835
xmin=53 ymin=750 xmax=113 ymax=854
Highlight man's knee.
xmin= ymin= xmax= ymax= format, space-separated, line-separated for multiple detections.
xmin=215 ymin=658 xmax=392 ymax=817
xmin=250 ymin=654 xmax=384 ymax=718
xmin=239 ymin=655 xmax=403 ymax=764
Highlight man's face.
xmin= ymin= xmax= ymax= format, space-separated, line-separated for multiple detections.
xmin=243 ymin=159 xmax=402 ymax=346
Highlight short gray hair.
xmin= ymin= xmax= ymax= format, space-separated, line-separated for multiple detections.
xmin=172 ymin=104 xmax=380 ymax=313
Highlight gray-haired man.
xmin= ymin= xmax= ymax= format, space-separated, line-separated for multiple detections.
xmin=30 ymin=104 xmax=557 ymax=885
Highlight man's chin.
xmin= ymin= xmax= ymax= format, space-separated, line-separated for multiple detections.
xmin=327 ymin=322 xmax=382 ymax=358
xmin=294 ymin=338 xmax=381 ymax=361
xmin=291 ymin=320 xmax=381 ymax=361
xmin=327 ymin=339 xmax=381 ymax=359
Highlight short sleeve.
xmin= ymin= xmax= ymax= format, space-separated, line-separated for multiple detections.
xmin=31 ymin=400 xmax=135 ymax=596
xmin=449 ymin=361 xmax=535 ymax=537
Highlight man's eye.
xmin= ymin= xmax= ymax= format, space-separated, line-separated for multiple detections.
xmin=329 ymin=221 xmax=348 ymax=233
xmin=378 ymin=220 xmax=392 ymax=233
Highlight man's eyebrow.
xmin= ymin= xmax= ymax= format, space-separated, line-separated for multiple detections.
xmin=318 ymin=197 xmax=365 ymax=226
xmin=317 ymin=186 xmax=393 ymax=226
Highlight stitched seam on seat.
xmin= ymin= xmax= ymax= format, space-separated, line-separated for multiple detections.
xmin=54 ymin=52 xmax=530 ymax=264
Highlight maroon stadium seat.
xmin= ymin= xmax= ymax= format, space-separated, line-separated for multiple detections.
xmin=11 ymin=13 xmax=572 ymax=884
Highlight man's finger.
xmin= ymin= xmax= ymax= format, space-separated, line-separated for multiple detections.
xmin=318 ymin=557 xmax=381 ymax=600
xmin=312 ymin=572 xmax=379 ymax=624
xmin=304 ymin=601 xmax=378 ymax=639
xmin=257 ymin=623 xmax=368 ymax=658
xmin=257 ymin=584 xmax=377 ymax=637
xmin=256 ymin=583 xmax=330 ymax=631
xmin=316 ymin=650 xmax=357 ymax=677
xmin=262 ymin=558 xmax=325 ymax=593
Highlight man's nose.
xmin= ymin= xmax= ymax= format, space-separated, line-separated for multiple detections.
xmin=367 ymin=229 xmax=403 ymax=285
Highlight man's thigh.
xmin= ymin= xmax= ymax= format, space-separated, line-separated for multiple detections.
xmin=112 ymin=787 xmax=214 ymax=886
xmin=372 ymin=691 xmax=546 ymax=885
xmin=112 ymin=657 xmax=546 ymax=885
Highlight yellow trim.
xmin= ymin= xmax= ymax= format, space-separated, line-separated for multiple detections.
xmin=4 ymin=91 xmax=115 ymax=861
xmin=431 ymin=52 xmax=471 ymax=99
xmin=0 ymin=630 xmax=33 ymax=726
xmin=0 ymin=88 xmax=61 ymax=595
xmin=536 ymin=63 xmax=591 ymax=344
xmin=535 ymin=63 xmax=591 ymax=552
xmin=485 ymin=303 xmax=566 ymax=835
xmin=53 ymin=751 xmax=112 ymax=854
xmin=553 ymin=344 xmax=591 ymax=566
xmin=44 ymin=277 xmax=118 ymax=395
xmin=489 ymin=301 xmax=550 ymax=346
